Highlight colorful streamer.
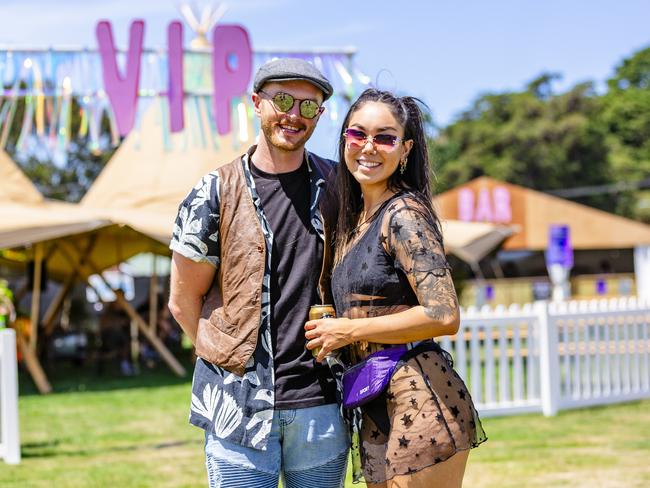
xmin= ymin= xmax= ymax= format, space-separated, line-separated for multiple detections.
xmin=0 ymin=47 xmax=370 ymax=156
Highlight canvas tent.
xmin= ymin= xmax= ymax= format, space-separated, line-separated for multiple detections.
xmin=0 ymin=149 xmax=44 ymax=205
xmin=80 ymin=106 xmax=255 ymax=242
xmin=0 ymin=149 xmax=112 ymax=256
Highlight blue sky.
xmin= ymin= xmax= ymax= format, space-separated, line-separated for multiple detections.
xmin=2 ymin=0 xmax=650 ymax=156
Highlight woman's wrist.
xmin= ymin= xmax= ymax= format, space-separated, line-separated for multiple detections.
xmin=347 ymin=317 xmax=368 ymax=343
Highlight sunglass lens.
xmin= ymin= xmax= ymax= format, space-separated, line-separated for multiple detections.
xmin=345 ymin=129 xmax=366 ymax=147
xmin=299 ymin=100 xmax=319 ymax=119
xmin=373 ymin=134 xmax=398 ymax=149
xmin=272 ymin=93 xmax=295 ymax=112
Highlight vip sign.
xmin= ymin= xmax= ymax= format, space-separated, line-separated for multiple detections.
xmin=458 ymin=186 xmax=512 ymax=223
xmin=96 ymin=20 xmax=252 ymax=137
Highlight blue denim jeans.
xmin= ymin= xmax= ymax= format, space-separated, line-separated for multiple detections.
xmin=205 ymin=403 xmax=349 ymax=488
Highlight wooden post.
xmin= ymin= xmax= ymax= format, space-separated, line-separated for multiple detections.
xmin=112 ymin=290 xmax=186 ymax=377
xmin=29 ymin=243 xmax=43 ymax=352
xmin=42 ymin=276 xmax=75 ymax=336
xmin=43 ymin=237 xmax=97 ymax=337
xmin=149 ymin=254 xmax=158 ymax=333
xmin=88 ymin=261 xmax=185 ymax=377
xmin=14 ymin=327 xmax=52 ymax=394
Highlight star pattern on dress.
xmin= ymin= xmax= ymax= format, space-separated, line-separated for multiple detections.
xmin=410 ymin=397 xmax=418 ymax=407
xmin=401 ymin=414 xmax=413 ymax=426
xmin=422 ymin=353 xmax=429 ymax=359
xmin=361 ymin=262 xmax=368 ymax=271
xmin=447 ymin=380 xmax=452 ymax=387
xmin=441 ymin=365 xmax=447 ymax=373
xmin=386 ymin=391 xmax=395 ymax=400
xmin=450 ymin=405 xmax=460 ymax=418
xmin=391 ymin=222 xmax=403 ymax=235
xmin=409 ymin=380 xmax=417 ymax=389
xmin=371 ymin=429 xmax=381 ymax=440
xmin=458 ymin=389 xmax=466 ymax=400
xmin=430 ymin=437 xmax=437 ymax=445
xmin=398 ymin=435 xmax=410 ymax=448
xmin=380 ymin=233 xmax=388 ymax=245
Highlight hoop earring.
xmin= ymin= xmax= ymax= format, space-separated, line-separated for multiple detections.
xmin=399 ymin=157 xmax=408 ymax=174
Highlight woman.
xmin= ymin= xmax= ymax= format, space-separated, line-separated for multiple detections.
xmin=305 ymin=89 xmax=486 ymax=487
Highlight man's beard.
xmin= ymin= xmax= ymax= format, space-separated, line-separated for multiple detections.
xmin=260 ymin=118 xmax=316 ymax=152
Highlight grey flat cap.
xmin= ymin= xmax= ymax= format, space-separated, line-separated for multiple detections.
xmin=253 ymin=58 xmax=333 ymax=100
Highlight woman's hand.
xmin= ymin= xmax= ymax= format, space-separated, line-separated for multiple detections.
xmin=304 ymin=317 xmax=353 ymax=362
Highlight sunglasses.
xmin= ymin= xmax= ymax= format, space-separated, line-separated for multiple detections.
xmin=344 ymin=128 xmax=403 ymax=152
xmin=258 ymin=90 xmax=324 ymax=119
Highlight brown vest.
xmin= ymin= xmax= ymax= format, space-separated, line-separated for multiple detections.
xmin=194 ymin=153 xmax=336 ymax=376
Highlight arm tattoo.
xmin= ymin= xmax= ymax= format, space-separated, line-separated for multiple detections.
xmin=384 ymin=201 xmax=459 ymax=322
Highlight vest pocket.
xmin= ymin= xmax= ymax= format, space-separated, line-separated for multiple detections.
xmin=195 ymin=313 xmax=253 ymax=376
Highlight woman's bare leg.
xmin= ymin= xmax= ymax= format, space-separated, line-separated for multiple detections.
xmin=387 ymin=450 xmax=469 ymax=488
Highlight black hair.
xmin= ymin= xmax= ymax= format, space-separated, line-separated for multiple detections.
xmin=334 ymin=88 xmax=441 ymax=255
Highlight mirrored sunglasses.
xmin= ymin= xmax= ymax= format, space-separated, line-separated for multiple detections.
xmin=260 ymin=90 xmax=323 ymax=119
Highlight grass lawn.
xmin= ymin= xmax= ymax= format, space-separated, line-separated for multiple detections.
xmin=2 ymin=361 xmax=649 ymax=487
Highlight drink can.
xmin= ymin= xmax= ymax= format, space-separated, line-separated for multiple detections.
xmin=308 ymin=304 xmax=336 ymax=357
xmin=309 ymin=304 xmax=336 ymax=321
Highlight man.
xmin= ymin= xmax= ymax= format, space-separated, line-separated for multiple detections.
xmin=168 ymin=58 xmax=348 ymax=487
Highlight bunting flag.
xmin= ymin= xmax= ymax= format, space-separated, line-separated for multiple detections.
xmin=0 ymin=47 xmax=369 ymax=157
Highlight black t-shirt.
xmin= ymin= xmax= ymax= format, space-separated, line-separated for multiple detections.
xmin=250 ymin=160 xmax=337 ymax=409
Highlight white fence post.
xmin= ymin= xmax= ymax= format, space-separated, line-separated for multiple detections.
xmin=0 ymin=328 xmax=20 ymax=464
xmin=537 ymin=301 xmax=560 ymax=416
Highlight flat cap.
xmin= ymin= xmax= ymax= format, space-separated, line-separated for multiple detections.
xmin=253 ymin=58 xmax=333 ymax=100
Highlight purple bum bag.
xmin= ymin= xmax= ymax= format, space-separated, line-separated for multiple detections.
xmin=342 ymin=345 xmax=408 ymax=409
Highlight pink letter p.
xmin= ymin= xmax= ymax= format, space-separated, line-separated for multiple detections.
xmin=211 ymin=25 xmax=252 ymax=135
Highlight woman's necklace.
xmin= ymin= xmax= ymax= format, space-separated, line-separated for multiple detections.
xmin=351 ymin=189 xmax=393 ymax=235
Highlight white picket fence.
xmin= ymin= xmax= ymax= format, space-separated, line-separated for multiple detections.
xmin=442 ymin=298 xmax=650 ymax=417
xmin=0 ymin=328 xmax=20 ymax=464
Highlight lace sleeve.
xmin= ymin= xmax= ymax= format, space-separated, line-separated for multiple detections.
xmin=383 ymin=200 xmax=458 ymax=321
xmin=169 ymin=171 xmax=221 ymax=267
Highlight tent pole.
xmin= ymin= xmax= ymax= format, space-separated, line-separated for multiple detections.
xmin=13 ymin=325 xmax=52 ymax=394
xmin=88 ymin=262 xmax=186 ymax=377
xmin=29 ymin=242 xmax=43 ymax=352
xmin=43 ymin=236 xmax=98 ymax=336
xmin=470 ymin=261 xmax=485 ymax=281
xmin=490 ymin=257 xmax=505 ymax=279
xmin=42 ymin=274 xmax=76 ymax=337
xmin=149 ymin=254 xmax=158 ymax=333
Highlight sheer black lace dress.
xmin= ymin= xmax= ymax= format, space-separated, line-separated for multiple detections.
xmin=331 ymin=192 xmax=486 ymax=484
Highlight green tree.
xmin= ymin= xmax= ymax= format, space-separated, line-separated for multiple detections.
xmin=599 ymin=46 xmax=650 ymax=221
xmin=429 ymin=73 xmax=619 ymax=213
xmin=4 ymin=87 xmax=116 ymax=203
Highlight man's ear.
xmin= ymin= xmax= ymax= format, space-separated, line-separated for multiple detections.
xmin=251 ymin=92 xmax=262 ymax=117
